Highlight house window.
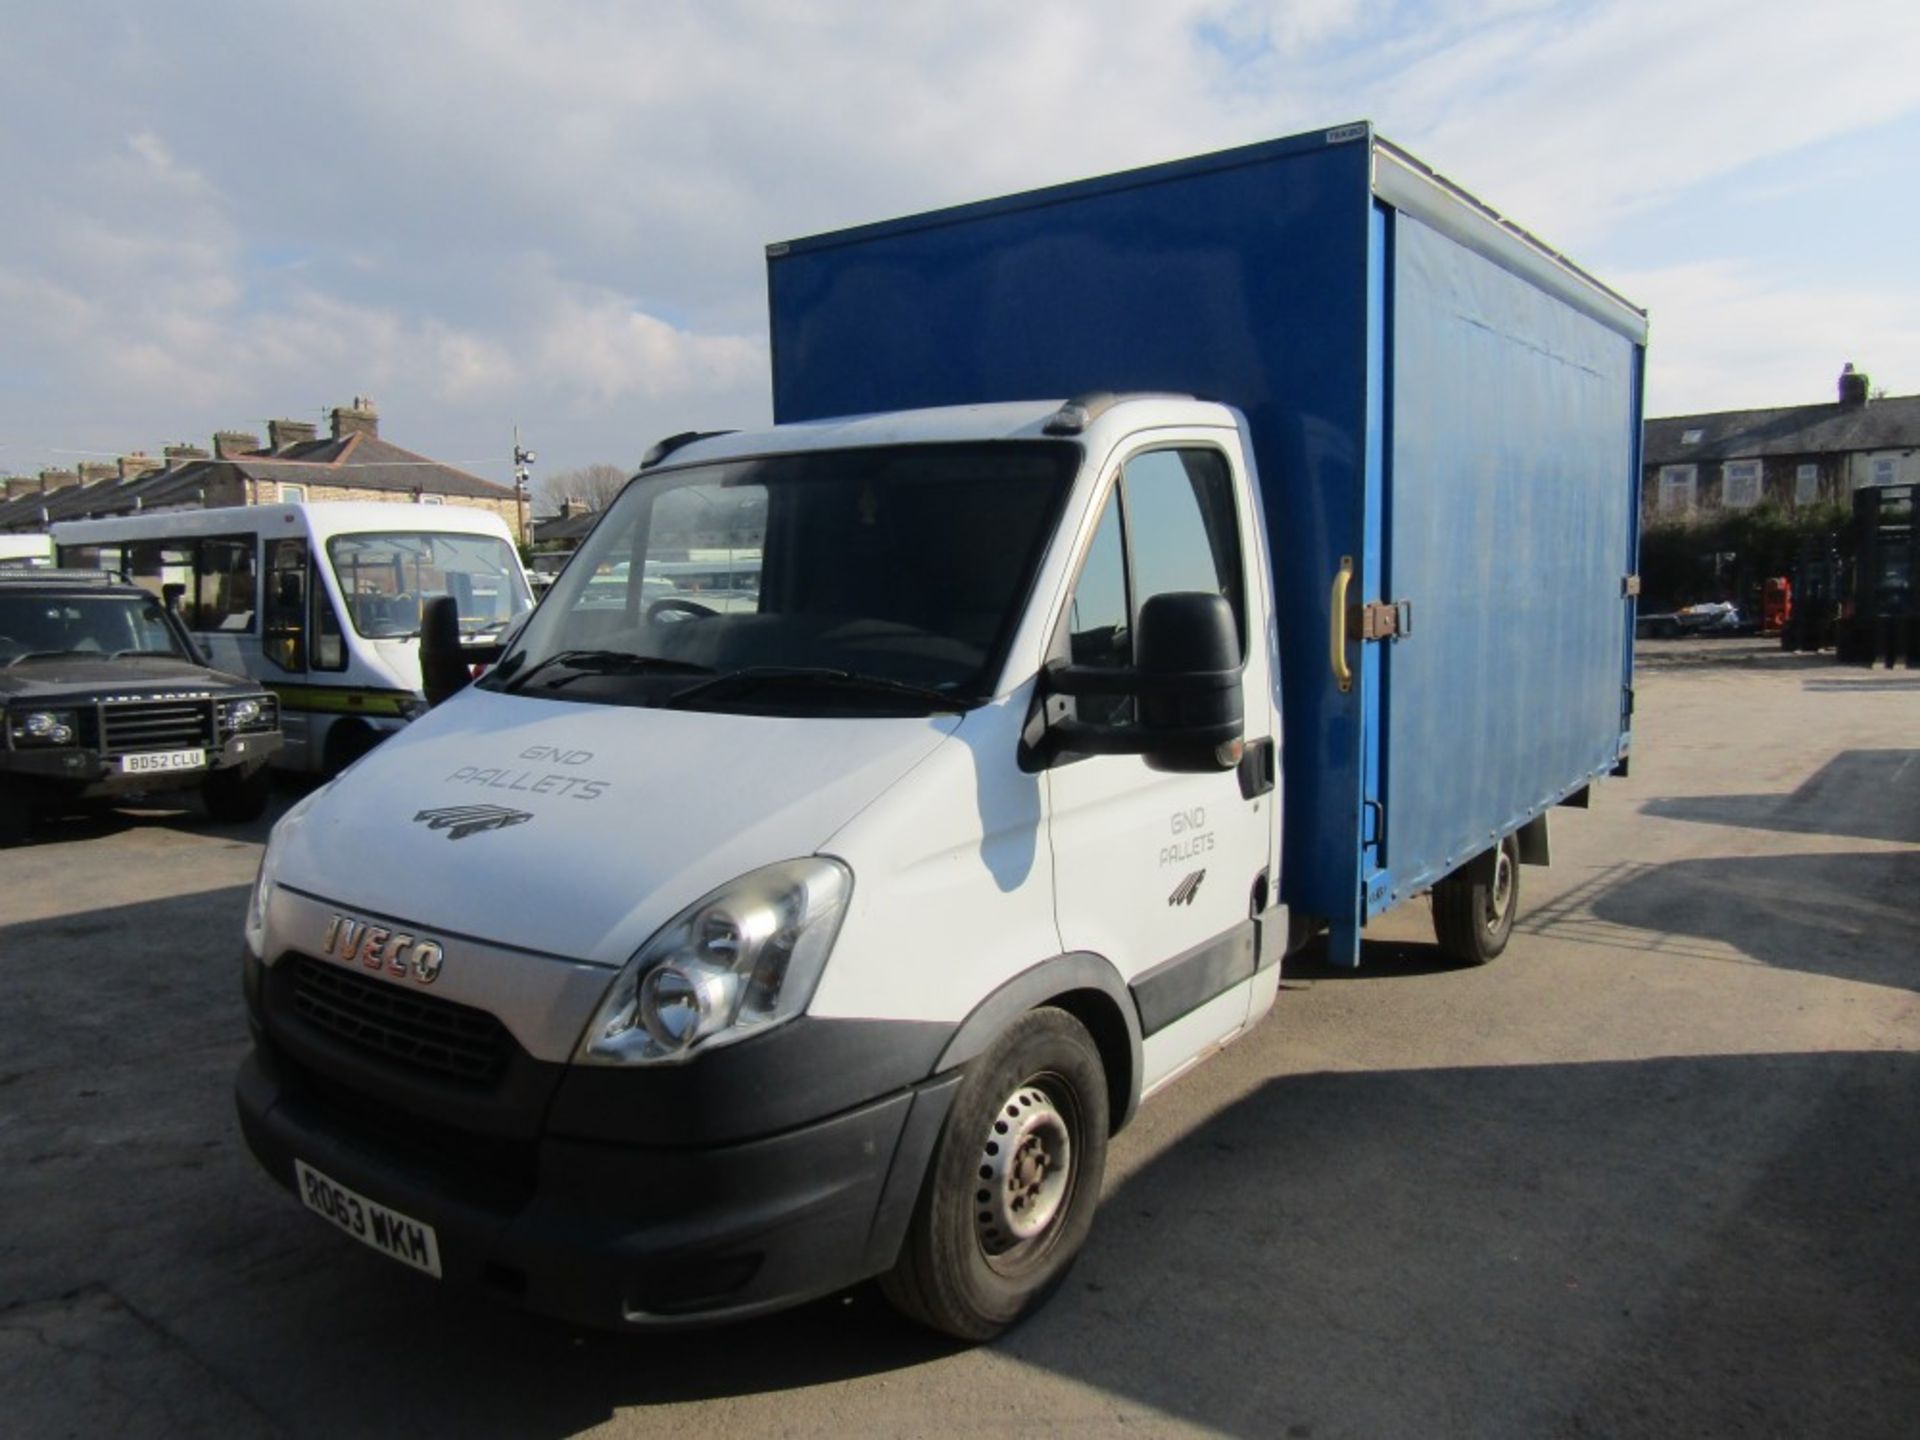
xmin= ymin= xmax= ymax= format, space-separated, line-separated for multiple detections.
xmin=1795 ymin=464 xmax=1820 ymax=506
xmin=1872 ymin=457 xmax=1898 ymax=488
xmin=279 ymin=483 xmax=308 ymax=503
xmin=1680 ymin=428 xmax=1704 ymax=445
xmin=1722 ymin=460 xmax=1762 ymax=509
xmin=1658 ymin=465 xmax=1696 ymax=514
xmin=420 ymin=494 xmax=444 ymax=505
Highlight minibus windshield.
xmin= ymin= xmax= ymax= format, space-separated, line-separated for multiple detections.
xmin=326 ymin=532 xmax=531 ymax=640
xmin=0 ymin=592 xmax=188 ymax=666
xmin=489 ymin=442 xmax=1078 ymax=714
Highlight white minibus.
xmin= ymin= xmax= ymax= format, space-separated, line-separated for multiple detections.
xmin=54 ymin=503 xmax=532 ymax=772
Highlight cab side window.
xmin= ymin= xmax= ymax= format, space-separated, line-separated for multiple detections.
xmin=1055 ymin=447 xmax=1245 ymax=733
xmin=1122 ymin=448 xmax=1244 ymax=656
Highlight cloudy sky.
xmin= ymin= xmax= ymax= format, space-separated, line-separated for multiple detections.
xmin=2 ymin=0 xmax=1917 ymax=488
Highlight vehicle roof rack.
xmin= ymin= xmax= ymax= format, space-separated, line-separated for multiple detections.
xmin=0 ymin=567 xmax=126 ymax=587
xmin=639 ymin=430 xmax=737 ymax=469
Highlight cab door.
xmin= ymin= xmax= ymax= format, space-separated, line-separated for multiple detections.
xmin=1043 ymin=440 xmax=1277 ymax=1091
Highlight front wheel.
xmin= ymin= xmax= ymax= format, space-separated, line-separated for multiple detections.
xmin=1432 ymin=833 xmax=1520 ymax=965
xmin=203 ymin=763 xmax=271 ymax=823
xmin=0 ymin=786 xmax=31 ymax=847
xmin=880 ymin=1007 xmax=1109 ymax=1341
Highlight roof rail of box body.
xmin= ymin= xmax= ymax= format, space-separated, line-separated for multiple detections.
xmin=1369 ymin=136 xmax=1647 ymax=345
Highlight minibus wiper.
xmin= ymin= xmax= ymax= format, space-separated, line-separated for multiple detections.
xmin=660 ymin=666 xmax=973 ymax=713
xmin=504 ymin=649 xmax=714 ymax=692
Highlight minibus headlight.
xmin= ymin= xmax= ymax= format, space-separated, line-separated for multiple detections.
xmin=577 ymin=857 xmax=852 ymax=1066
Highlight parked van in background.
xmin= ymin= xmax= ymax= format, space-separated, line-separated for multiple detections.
xmin=54 ymin=503 xmax=531 ymax=772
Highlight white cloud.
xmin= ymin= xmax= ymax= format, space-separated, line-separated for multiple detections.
xmin=1624 ymin=259 xmax=1920 ymax=414
xmin=2 ymin=1 xmax=1918 ymax=471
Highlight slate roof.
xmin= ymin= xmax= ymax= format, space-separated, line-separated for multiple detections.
xmin=532 ymin=508 xmax=602 ymax=545
xmin=0 ymin=431 xmax=512 ymax=532
xmin=1644 ymin=395 xmax=1920 ymax=466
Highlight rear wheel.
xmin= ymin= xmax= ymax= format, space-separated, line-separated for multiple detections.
xmin=1432 ymin=833 xmax=1520 ymax=965
xmin=203 ymin=763 xmax=271 ymax=823
xmin=880 ymin=1007 xmax=1108 ymax=1341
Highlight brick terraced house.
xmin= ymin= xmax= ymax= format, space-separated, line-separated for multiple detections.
xmin=1643 ymin=364 xmax=1920 ymax=519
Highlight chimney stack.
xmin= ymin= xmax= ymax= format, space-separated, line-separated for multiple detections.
xmin=78 ymin=461 xmax=117 ymax=486
xmin=4 ymin=477 xmax=43 ymax=501
xmin=1838 ymin=362 xmax=1871 ymax=407
xmin=268 ymin=418 xmax=319 ymax=451
xmin=38 ymin=468 xmax=80 ymax=493
xmin=162 ymin=443 xmax=211 ymax=469
xmin=330 ymin=396 xmax=379 ymax=440
xmin=214 ymin=430 xmax=262 ymax=459
xmin=117 ymin=452 xmax=161 ymax=482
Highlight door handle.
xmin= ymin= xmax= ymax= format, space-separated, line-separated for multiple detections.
xmin=1331 ymin=555 xmax=1354 ymax=693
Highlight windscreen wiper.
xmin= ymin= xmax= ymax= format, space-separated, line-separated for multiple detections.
xmin=503 ymin=649 xmax=714 ymax=692
xmin=660 ymin=665 xmax=974 ymax=713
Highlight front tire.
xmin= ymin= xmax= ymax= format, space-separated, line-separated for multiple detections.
xmin=881 ymin=1007 xmax=1109 ymax=1342
xmin=203 ymin=763 xmax=271 ymax=823
xmin=1433 ymin=833 xmax=1520 ymax=964
xmin=0 ymin=786 xmax=32 ymax=847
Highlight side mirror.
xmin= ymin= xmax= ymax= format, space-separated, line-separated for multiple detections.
xmin=1035 ymin=591 xmax=1244 ymax=770
xmin=161 ymin=582 xmax=186 ymax=613
xmin=420 ymin=595 xmax=470 ymax=708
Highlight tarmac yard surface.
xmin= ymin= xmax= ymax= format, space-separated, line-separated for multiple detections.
xmin=2 ymin=639 xmax=1915 ymax=1439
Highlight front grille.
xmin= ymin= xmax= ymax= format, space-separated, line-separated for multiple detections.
xmin=290 ymin=956 xmax=513 ymax=1086
xmin=101 ymin=698 xmax=214 ymax=755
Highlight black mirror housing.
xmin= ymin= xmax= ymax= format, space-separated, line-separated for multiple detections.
xmin=1035 ymin=591 xmax=1244 ymax=770
xmin=420 ymin=595 xmax=471 ymax=708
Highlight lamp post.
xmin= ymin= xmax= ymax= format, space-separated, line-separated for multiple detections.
xmin=512 ymin=426 xmax=536 ymax=547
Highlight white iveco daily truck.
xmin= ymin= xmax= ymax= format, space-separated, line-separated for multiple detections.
xmin=235 ymin=126 xmax=1645 ymax=1339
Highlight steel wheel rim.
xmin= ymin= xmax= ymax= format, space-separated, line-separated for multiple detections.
xmin=1487 ymin=847 xmax=1515 ymax=928
xmin=974 ymin=1074 xmax=1077 ymax=1275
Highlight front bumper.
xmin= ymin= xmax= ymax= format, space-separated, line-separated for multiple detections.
xmin=3 ymin=730 xmax=282 ymax=798
xmin=235 ymin=1032 xmax=959 ymax=1329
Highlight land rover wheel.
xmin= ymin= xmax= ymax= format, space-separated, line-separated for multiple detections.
xmin=323 ymin=722 xmax=378 ymax=776
xmin=1432 ymin=833 xmax=1520 ymax=965
xmin=0 ymin=787 xmax=30 ymax=847
xmin=880 ymin=1007 xmax=1108 ymax=1341
xmin=203 ymin=763 xmax=271 ymax=823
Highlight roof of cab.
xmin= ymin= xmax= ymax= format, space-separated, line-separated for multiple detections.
xmin=655 ymin=396 xmax=1241 ymax=470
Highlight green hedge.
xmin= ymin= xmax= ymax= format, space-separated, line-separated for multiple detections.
xmin=1639 ymin=501 xmax=1851 ymax=610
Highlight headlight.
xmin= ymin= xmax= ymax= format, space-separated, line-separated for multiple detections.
xmin=576 ymin=857 xmax=852 ymax=1066
xmin=244 ymin=789 xmax=317 ymax=953
xmin=226 ymin=697 xmax=263 ymax=729
xmin=10 ymin=710 xmax=77 ymax=746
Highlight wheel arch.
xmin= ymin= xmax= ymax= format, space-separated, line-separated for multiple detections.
xmin=934 ymin=952 xmax=1143 ymax=1135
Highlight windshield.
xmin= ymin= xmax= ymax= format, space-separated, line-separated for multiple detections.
xmin=487 ymin=442 xmax=1078 ymax=714
xmin=0 ymin=591 xmax=188 ymax=665
xmin=325 ymin=532 xmax=531 ymax=640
